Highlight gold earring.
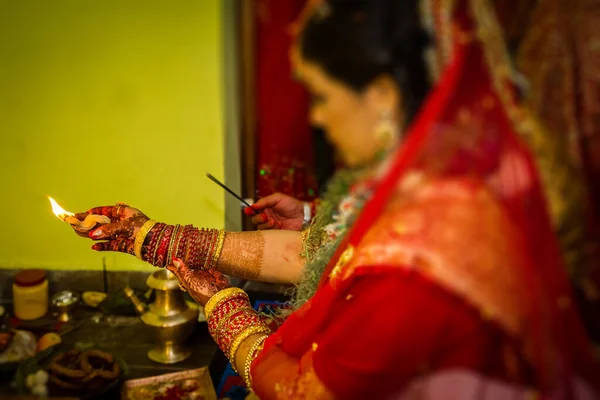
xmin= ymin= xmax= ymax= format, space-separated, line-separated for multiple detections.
xmin=375 ymin=109 xmax=397 ymax=148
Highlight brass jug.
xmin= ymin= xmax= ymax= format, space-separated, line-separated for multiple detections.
xmin=124 ymin=269 xmax=199 ymax=364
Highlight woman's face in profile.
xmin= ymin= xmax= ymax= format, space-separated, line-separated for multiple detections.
xmin=292 ymin=52 xmax=401 ymax=168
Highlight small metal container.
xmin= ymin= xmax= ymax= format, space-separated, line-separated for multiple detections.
xmin=51 ymin=290 xmax=79 ymax=322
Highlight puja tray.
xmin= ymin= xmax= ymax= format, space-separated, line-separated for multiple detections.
xmin=121 ymin=367 xmax=216 ymax=400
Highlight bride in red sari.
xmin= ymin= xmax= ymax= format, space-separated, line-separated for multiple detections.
xmin=183 ymin=0 xmax=597 ymax=397
xmin=73 ymin=0 xmax=598 ymax=398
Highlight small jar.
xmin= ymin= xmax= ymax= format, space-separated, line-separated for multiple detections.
xmin=12 ymin=269 xmax=49 ymax=320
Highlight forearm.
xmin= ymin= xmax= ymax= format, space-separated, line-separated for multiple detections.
xmin=141 ymin=223 xmax=304 ymax=284
xmin=217 ymin=230 xmax=304 ymax=284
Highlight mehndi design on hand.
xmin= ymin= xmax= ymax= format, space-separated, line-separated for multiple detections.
xmin=76 ymin=204 xmax=151 ymax=256
xmin=166 ymin=257 xmax=230 ymax=305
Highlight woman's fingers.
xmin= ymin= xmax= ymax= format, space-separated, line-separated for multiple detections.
xmin=165 ymin=263 xmax=183 ymax=281
xmin=85 ymin=206 xmax=120 ymax=219
xmin=257 ymin=218 xmax=277 ymax=230
xmin=88 ymin=215 xmax=146 ymax=240
xmin=252 ymin=193 xmax=283 ymax=210
xmin=79 ymin=203 xmax=133 ymax=222
xmin=251 ymin=213 xmax=268 ymax=225
xmin=173 ymin=257 xmax=189 ymax=272
xmin=165 ymin=263 xmax=177 ymax=274
xmin=89 ymin=223 xmax=132 ymax=240
xmin=209 ymin=269 xmax=230 ymax=289
xmin=91 ymin=239 xmax=134 ymax=254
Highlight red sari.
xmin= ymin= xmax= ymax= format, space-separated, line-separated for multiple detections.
xmin=250 ymin=0 xmax=598 ymax=398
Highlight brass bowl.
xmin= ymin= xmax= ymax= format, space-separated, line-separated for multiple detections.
xmin=51 ymin=290 xmax=79 ymax=322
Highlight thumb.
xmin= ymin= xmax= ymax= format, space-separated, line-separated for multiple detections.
xmin=172 ymin=257 xmax=190 ymax=273
xmin=165 ymin=263 xmax=178 ymax=276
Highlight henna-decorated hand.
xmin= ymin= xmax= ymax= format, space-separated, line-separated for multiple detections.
xmin=75 ymin=204 xmax=150 ymax=255
xmin=166 ymin=257 xmax=231 ymax=306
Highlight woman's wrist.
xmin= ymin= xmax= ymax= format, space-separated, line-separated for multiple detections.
xmin=141 ymin=223 xmax=226 ymax=269
xmin=205 ymin=287 xmax=271 ymax=371
xmin=241 ymin=334 xmax=268 ymax=387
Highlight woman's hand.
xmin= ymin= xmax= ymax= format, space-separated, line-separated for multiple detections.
xmin=166 ymin=257 xmax=231 ymax=306
xmin=75 ymin=204 xmax=150 ymax=255
xmin=244 ymin=193 xmax=306 ymax=231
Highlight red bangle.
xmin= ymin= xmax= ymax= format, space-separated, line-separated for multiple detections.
xmin=150 ymin=224 xmax=168 ymax=265
xmin=145 ymin=223 xmax=164 ymax=263
xmin=207 ymin=296 xmax=250 ymax=333
xmin=216 ymin=310 xmax=265 ymax=352
xmin=176 ymin=225 xmax=192 ymax=260
xmin=156 ymin=225 xmax=174 ymax=267
xmin=203 ymin=230 xmax=218 ymax=270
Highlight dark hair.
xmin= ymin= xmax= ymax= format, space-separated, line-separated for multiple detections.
xmin=299 ymin=0 xmax=431 ymax=125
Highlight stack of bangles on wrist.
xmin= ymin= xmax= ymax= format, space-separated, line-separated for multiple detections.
xmin=205 ymin=288 xmax=271 ymax=386
xmin=134 ymin=220 xmax=226 ymax=270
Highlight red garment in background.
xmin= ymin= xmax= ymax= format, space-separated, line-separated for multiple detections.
xmin=254 ymin=0 xmax=317 ymax=201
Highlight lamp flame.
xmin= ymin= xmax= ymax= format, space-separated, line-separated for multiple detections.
xmin=48 ymin=196 xmax=74 ymax=221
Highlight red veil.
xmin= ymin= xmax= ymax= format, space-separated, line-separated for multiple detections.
xmin=252 ymin=0 xmax=597 ymax=397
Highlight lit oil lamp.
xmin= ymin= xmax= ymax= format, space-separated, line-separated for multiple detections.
xmin=48 ymin=197 xmax=111 ymax=233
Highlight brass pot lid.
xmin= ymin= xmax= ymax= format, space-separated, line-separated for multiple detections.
xmin=146 ymin=269 xmax=180 ymax=291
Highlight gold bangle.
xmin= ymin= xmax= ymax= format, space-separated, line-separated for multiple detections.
xmin=204 ymin=287 xmax=247 ymax=320
xmin=209 ymin=229 xmax=226 ymax=270
xmin=243 ymin=334 xmax=268 ymax=387
xmin=134 ymin=220 xmax=158 ymax=260
xmin=229 ymin=324 xmax=271 ymax=364
xmin=166 ymin=224 xmax=181 ymax=264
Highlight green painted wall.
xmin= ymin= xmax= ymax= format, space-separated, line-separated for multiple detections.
xmin=0 ymin=0 xmax=225 ymax=271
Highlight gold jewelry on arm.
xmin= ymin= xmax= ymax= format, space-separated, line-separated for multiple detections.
xmin=134 ymin=220 xmax=158 ymax=259
xmin=205 ymin=287 xmax=272 ymax=375
xmin=166 ymin=224 xmax=181 ymax=263
xmin=208 ymin=229 xmax=226 ymax=270
xmin=204 ymin=287 xmax=248 ymax=319
xmin=151 ymin=225 xmax=168 ymax=263
xmin=214 ymin=307 xmax=253 ymax=338
xmin=229 ymin=325 xmax=271 ymax=361
xmin=243 ymin=334 xmax=268 ymax=387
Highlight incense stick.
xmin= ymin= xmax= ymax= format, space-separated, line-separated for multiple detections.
xmin=206 ymin=173 xmax=256 ymax=214
xmin=102 ymin=257 xmax=108 ymax=293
